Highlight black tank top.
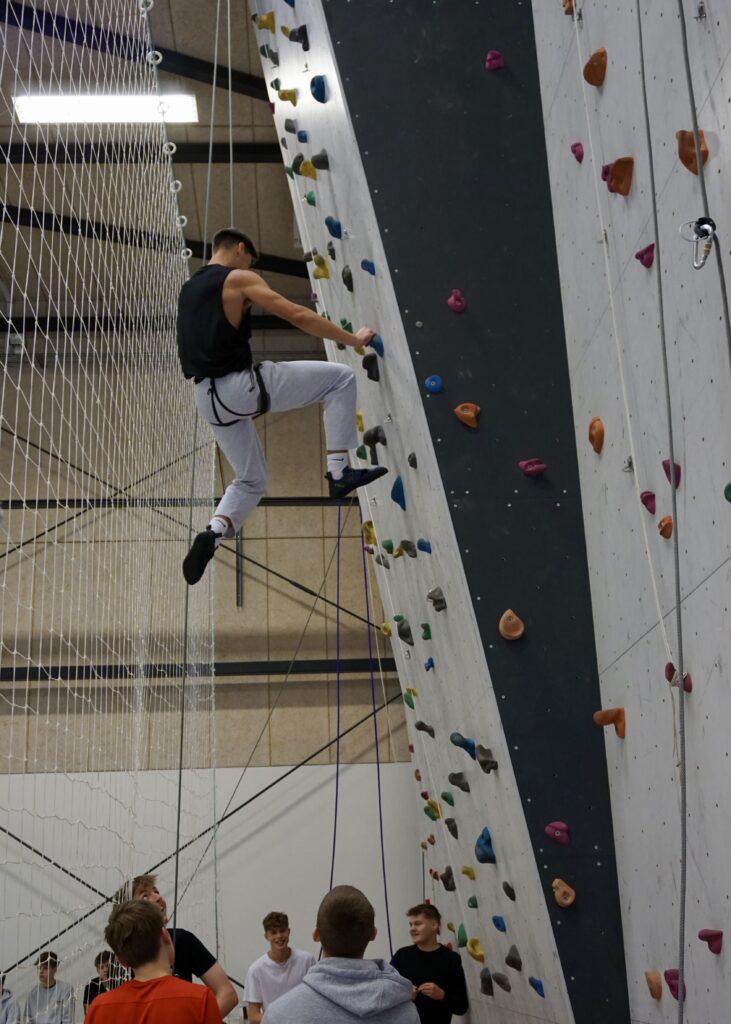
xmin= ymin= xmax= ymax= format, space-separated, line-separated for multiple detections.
xmin=176 ymin=264 xmax=253 ymax=379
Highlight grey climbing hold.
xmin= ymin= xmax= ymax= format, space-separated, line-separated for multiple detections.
xmin=397 ymin=619 xmax=414 ymax=645
xmin=327 ymin=241 xmax=336 ymax=260
xmin=505 ymin=945 xmax=522 ymax=971
xmin=291 ymin=153 xmax=305 ymax=175
xmin=427 ymin=586 xmax=447 ymax=612
xmin=502 ymin=882 xmax=516 ymax=901
xmin=362 ymin=353 xmax=379 ymax=381
xmin=440 ymin=865 xmax=456 ymax=891
xmin=407 ymin=452 xmax=418 ymax=468
xmin=415 ymin=721 xmax=435 ymax=738
xmin=445 ymin=817 xmax=459 ymax=839
xmin=284 ymin=118 xmax=297 ymax=133
xmin=311 ymin=148 xmax=329 ymax=169
xmin=287 ymin=24 xmax=309 ymax=49
xmin=342 ymin=265 xmax=354 ymax=292
xmin=363 ymin=425 xmax=386 ymax=466
xmin=399 ymin=540 xmax=417 ymax=557
xmin=448 ymin=772 xmax=470 ymax=793
xmin=476 ymin=745 xmax=498 ymax=773
xmin=492 ymin=973 xmax=511 ymax=993
xmin=374 ymin=554 xmax=390 ymax=569
xmin=480 ymin=969 xmax=493 ymax=996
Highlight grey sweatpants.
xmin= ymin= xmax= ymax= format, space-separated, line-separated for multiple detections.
xmin=194 ymin=360 xmax=357 ymax=536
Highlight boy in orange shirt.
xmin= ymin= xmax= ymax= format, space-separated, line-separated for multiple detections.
xmin=84 ymin=901 xmax=220 ymax=1024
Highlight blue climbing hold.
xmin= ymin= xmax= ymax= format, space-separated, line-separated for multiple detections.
xmin=424 ymin=375 xmax=443 ymax=394
xmin=450 ymin=732 xmax=476 ymax=759
xmin=283 ymin=0 xmax=295 ymax=6
xmin=310 ymin=75 xmax=327 ymax=103
xmin=417 ymin=538 xmax=432 ymax=554
xmin=325 ymin=216 xmax=342 ymax=239
xmin=475 ymin=827 xmax=496 ymax=864
xmin=361 ymin=259 xmax=376 ymax=275
xmin=391 ymin=475 xmax=406 ymax=511
xmin=492 ymin=916 xmax=506 ymax=932
xmin=529 ymin=977 xmax=545 ymax=998
xmin=297 ymin=129 xmax=309 ymax=143
xmin=424 ymin=657 xmax=435 ymax=672
xmin=370 ymin=334 xmax=384 ymax=358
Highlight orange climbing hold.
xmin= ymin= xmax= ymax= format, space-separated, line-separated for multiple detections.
xmin=563 ymin=0 xmax=574 ymax=13
xmin=498 ymin=610 xmax=525 ymax=640
xmin=588 ymin=416 xmax=605 ymax=454
xmin=583 ymin=48 xmax=607 ymax=87
xmin=552 ymin=878 xmax=576 ymax=907
xmin=608 ymin=157 xmax=634 ymax=196
xmin=676 ymin=130 xmax=709 ymax=175
xmin=658 ymin=515 xmax=673 ymax=539
xmin=645 ymin=971 xmax=662 ymax=1000
xmin=593 ymin=707 xmax=626 ymax=739
xmin=454 ymin=403 xmax=480 ymax=429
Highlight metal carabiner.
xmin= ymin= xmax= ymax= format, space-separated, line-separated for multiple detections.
xmin=679 ymin=216 xmax=716 ymax=270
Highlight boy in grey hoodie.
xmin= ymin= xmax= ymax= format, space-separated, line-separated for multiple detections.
xmin=0 ymin=975 xmax=20 ymax=1024
xmin=263 ymin=886 xmax=418 ymax=1024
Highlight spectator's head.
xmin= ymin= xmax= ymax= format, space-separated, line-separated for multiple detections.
xmin=105 ymin=900 xmax=173 ymax=971
xmin=94 ymin=950 xmax=112 ymax=981
xmin=262 ymin=912 xmax=290 ymax=954
xmin=406 ymin=904 xmax=441 ymax=949
xmin=35 ymin=952 xmax=59 ymax=988
xmin=115 ymin=873 xmax=169 ymax=925
xmin=314 ymin=886 xmax=376 ymax=958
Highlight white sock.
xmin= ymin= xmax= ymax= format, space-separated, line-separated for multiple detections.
xmin=207 ymin=516 xmax=228 ymax=548
xmin=327 ymin=454 xmax=348 ymax=480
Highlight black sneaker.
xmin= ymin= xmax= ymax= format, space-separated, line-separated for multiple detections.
xmin=326 ymin=465 xmax=388 ymax=499
xmin=183 ymin=528 xmax=217 ymax=585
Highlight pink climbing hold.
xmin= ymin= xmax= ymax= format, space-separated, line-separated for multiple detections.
xmin=665 ymin=662 xmax=693 ymax=693
xmin=662 ymin=459 xmax=681 ymax=488
xmin=698 ymin=929 xmax=723 ymax=955
xmin=601 ymin=164 xmax=611 ymax=182
xmin=640 ymin=491 xmax=656 ymax=515
xmin=571 ymin=142 xmax=584 ymax=163
xmin=664 ymin=969 xmax=686 ymax=1002
xmin=447 ymin=289 xmax=467 ymax=313
xmin=635 ymin=244 xmax=655 ymax=268
xmin=485 ymin=50 xmax=505 ymax=71
xmin=518 ymin=458 xmax=547 ymax=478
xmin=408 ymin=743 xmax=414 ymax=753
xmin=544 ymin=821 xmax=570 ymax=845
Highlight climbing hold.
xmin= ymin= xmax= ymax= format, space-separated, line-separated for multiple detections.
xmin=484 ymin=50 xmax=505 ymax=71
xmin=417 ymin=539 xmax=432 ymax=554
xmin=341 ymin=266 xmax=354 ymax=292
xmin=498 ymin=609 xmax=524 ymax=640
xmin=593 ymin=707 xmax=626 ymax=739
xmin=369 ymin=335 xmax=385 ymax=358
xmin=588 ymin=416 xmax=605 ymax=453
xmin=415 ymin=720 xmax=435 ymax=738
xmin=563 ymin=0 xmax=574 ymax=14
xmin=664 ymin=969 xmax=685 ymax=1002
xmin=518 ymin=458 xmax=547 ymax=478
xmin=325 ymin=216 xmax=342 ymax=239
xmin=427 ymin=834 xmax=435 ymax=845
xmin=363 ymin=425 xmax=387 ymax=465
xmin=552 ymin=878 xmax=576 ymax=907
xmin=662 ymin=459 xmax=681 ymax=489
xmin=571 ymin=142 xmax=584 ymax=163
xmin=311 ymin=149 xmax=329 ymax=170
xmin=270 ymin=77 xmax=282 ymax=92
xmin=423 ymin=802 xmax=440 ymax=822
xmin=502 ymin=882 xmax=516 ymax=901
xmin=440 ymin=865 xmax=456 ymax=891
xmin=284 ymin=118 xmax=297 ymax=133
xmin=445 ymin=818 xmax=458 ymax=839
xmin=312 ymin=254 xmax=329 ymax=279
xmin=479 ymin=969 xmax=493 ymax=996
xmin=286 ymin=24 xmax=309 ymax=49
xmin=414 ymin=769 xmax=421 ymax=782
xmin=424 ymin=657 xmax=435 ymax=672
xmin=391 ymin=475 xmax=406 ymax=510
xmin=635 ymin=244 xmax=655 ymax=268
xmin=545 ymin=821 xmax=570 ymax=845
xmin=296 ymin=129 xmax=309 ymax=143
xmin=658 ymin=515 xmax=673 ymax=539
xmin=253 ymin=11 xmax=276 ymax=31
xmin=374 ymin=554 xmax=390 ymax=569
xmin=310 ymin=75 xmax=327 ymax=103
xmin=382 ymin=539 xmax=394 ymax=554
xmin=278 ymin=88 xmax=298 ymax=105
xmin=644 ymin=971 xmax=662 ymax=1000
xmin=448 ymin=772 xmax=470 ymax=793
xmin=327 ymin=242 xmax=336 ymax=260
xmin=583 ymin=47 xmax=607 ymax=86
xmin=466 ymin=938 xmax=485 ymax=963
xmin=305 ymin=191 xmax=316 ymax=207
xmin=456 ymin=924 xmax=468 ymax=948
xmin=408 ymin=452 xmax=418 ymax=468
xmin=340 ymin=318 xmax=353 ymax=333
xmin=492 ymin=972 xmax=511 ymax=993
xmin=461 ymin=865 xmax=476 ymax=880
xmin=300 ymin=159 xmax=317 ymax=180
xmin=492 ymin=916 xmax=506 ymax=933
xmin=427 ymin=587 xmax=447 ymax=612
xmin=665 ymin=663 xmax=693 ymax=693
xmin=447 ymin=289 xmax=467 ymax=313
xmin=362 ymin=353 xmax=379 ymax=382
xmin=362 ymin=520 xmax=377 ymax=545
xmin=399 ymin=540 xmax=417 ymax=558
xmin=476 ymin=745 xmax=498 ymax=773
xmin=606 ymin=157 xmax=634 ymax=196
xmin=505 ymin=945 xmax=522 ymax=971
xmin=421 ymin=623 xmax=431 ymax=640
xmin=528 ymin=977 xmax=545 ymax=999
xmin=724 ymin=482 xmax=731 ymax=502
xmin=380 ymin=622 xmax=392 ymax=637
xmin=676 ymin=129 xmax=708 ymax=175
xmin=425 ymin=374 xmax=443 ymax=394
xmin=450 ymin=733 xmax=476 ymax=759
xmin=420 ymin=841 xmax=428 ymax=851
xmin=454 ymin=403 xmax=480 ymax=429
xmin=475 ymin=826 xmax=496 ymax=864
xmin=259 ymin=44 xmax=279 ymax=65
xmin=698 ymin=929 xmax=723 ymax=954
xmin=361 ymin=259 xmax=376 ymax=275
xmin=441 ymin=791 xmax=455 ymax=807
xmin=640 ymin=491 xmax=656 ymax=514
xmin=363 ymin=544 xmax=374 ymax=555
xmin=403 ymin=691 xmax=415 ymax=710
xmin=446 ymin=922 xmax=455 ymax=934
xmin=468 ymin=895 xmax=478 ymax=910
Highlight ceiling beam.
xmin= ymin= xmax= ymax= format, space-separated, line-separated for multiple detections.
xmin=0 ymin=140 xmax=282 ymax=165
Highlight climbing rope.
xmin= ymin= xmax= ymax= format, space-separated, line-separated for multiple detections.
xmin=328 ymin=500 xmax=343 ymax=891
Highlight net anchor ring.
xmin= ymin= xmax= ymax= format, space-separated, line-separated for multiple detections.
xmin=162 ymin=142 xmax=177 ymax=157
xmin=139 ymin=0 xmax=154 ymax=12
xmin=181 ymin=248 xmax=193 ymax=260
xmin=679 ymin=216 xmax=716 ymax=270
xmin=146 ymin=50 xmax=163 ymax=65
xmin=169 ymin=179 xmax=182 ymax=194
xmin=176 ymin=214 xmax=188 ymax=229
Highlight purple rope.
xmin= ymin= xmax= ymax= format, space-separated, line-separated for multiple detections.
xmin=359 ymin=509 xmax=394 ymax=957
xmin=328 ymin=499 xmax=343 ymax=891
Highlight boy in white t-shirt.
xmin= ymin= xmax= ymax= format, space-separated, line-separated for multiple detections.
xmin=245 ymin=912 xmax=315 ymax=1023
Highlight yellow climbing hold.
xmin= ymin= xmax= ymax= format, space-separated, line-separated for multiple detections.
xmin=467 ymin=938 xmax=485 ymax=963
xmin=356 ymin=410 xmax=364 ymax=432
xmin=362 ymin=520 xmax=377 ymax=545
xmin=380 ymin=623 xmax=392 ymax=638
xmin=446 ymin=921 xmax=456 ymax=933
xmin=278 ymin=88 xmax=298 ymax=105
xmin=254 ymin=11 xmax=275 ymax=31
xmin=461 ymin=865 xmax=476 ymax=880
xmin=354 ymin=345 xmax=367 ymax=356
xmin=426 ymin=799 xmax=441 ymax=820
xmin=299 ymin=160 xmax=318 ymax=180
xmin=393 ymin=545 xmax=405 ymax=559
xmin=406 ymin=687 xmax=419 ymax=698
xmin=313 ymin=254 xmax=330 ymax=279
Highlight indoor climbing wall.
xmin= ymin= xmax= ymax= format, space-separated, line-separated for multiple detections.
xmin=529 ymin=1 xmax=731 ymax=1021
xmin=251 ymin=2 xmax=630 ymax=1022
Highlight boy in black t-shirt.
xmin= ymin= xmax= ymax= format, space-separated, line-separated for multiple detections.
xmin=391 ymin=904 xmax=468 ymax=1024
xmin=83 ymin=951 xmax=115 ymax=1012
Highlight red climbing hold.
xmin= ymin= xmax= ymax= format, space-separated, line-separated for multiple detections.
xmin=664 ymin=969 xmax=686 ymax=1002
xmin=454 ymin=403 xmax=480 ymax=429
xmin=544 ymin=821 xmax=570 ymax=845
xmin=518 ymin=458 xmax=547 ymax=478
xmin=583 ymin=48 xmax=607 ymax=87
xmin=662 ymin=459 xmax=681 ymax=489
xmin=485 ymin=50 xmax=505 ymax=71
xmin=447 ymin=289 xmax=467 ymax=313
xmin=571 ymin=142 xmax=584 ymax=163
xmin=665 ymin=662 xmax=692 ymax=693
xmin=635 ymin=244 xmax=655 ymax=268
xmin=640 ymin=491 xmax=656 ymax=515
xmin=676 ymin=130 xmax=709 ymax=175
xmin=698 ymin=929 xmax=723 ymax=955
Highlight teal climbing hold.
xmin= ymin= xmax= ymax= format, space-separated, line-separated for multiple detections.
xmin=393 ymin=614 xmax=403 ymax=622
xmin=325 ymin=216 xmax=342 ymax=239
xmin=424 ymin=803 xmax=439 ymax=822
xmin=310 ymin=75 xmax=327 ymax=102
xmin=340 ymin=318 xmax=353 ymax=333
xmin=383 ymin=540 xmax=394 ymax=554
xmin=467 ymin=895 xmax=478 ymax=909
xmin=492 ymin=916 xmax=506 ymax=932
xmin=450 ymin=733 xmax=476 ymax=759
xmin=725 ymin=482 xmax=731 ymax=502
xmin=403 ymin=692 xmax=415 ymax=710
xmin=356 ymin=444 xmax=367 ymax=460
xmin=421 ymin=623 xmax=431 ymax=641
xmin=529 ymin=977 xmax=545 ymax=998
xmin=475 ymin=827 xmax=496 ymax=864
xmin=417 ymin=538 xmax=432 ymax=553
xmin=391 ymin=475 xmax=406 ymax=510
xmin=441 ymin=791 xmax=455 ymax=807
xmin=361 ymin=258 xmax=376 ymax=275
xmin=305 ymin=191 xmax=316 ymax=206
xmin=457 ymin=924 xmax=468 ymax=948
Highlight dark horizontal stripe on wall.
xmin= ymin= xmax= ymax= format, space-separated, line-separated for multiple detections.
xmin=3 ymin=312 xmax=294 ymax=335
xmin=0 ymin=141 xmax=281 ymax=165
xmin=0 ymin=496 xmax=356 ymax=510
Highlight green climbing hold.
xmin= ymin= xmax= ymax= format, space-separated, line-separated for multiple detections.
xmin=270 ymin=77 xmax=281 ymax=90
xmin=393 ymin=614 xmax=404 ymax=623
xmin=457 ymin=924 xmax=468 ymax=948
xmin=305 ymin=191 xmax=316 ymax=206
xmin=339 ymin=318 xmax=353 ymax=333
xmin=356 ymin=444 xmax=367 ymax=460
xmin=320 ymin=311 xmax=331 ymax=321
xmin=441 ymin=791 xmax=455 ymax=807
xmin=383 ymin=539 xmax=394 ymax=554
xmin=467 ymin=895 xmax=478 ymax=909
xmin=403 ymin=692 xmax=415 ymax=710
xmin=725 ymin=482 xmax=731 ymax=502
xmin=421 ymin=624 xmax=431 ymax=641
xmin=424 ymin=803 xmax=439 ymax=822
xmin=285 ymin=166 xmax=294 ymax=179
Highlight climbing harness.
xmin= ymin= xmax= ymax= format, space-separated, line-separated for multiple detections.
xmin=201 ymin=365 xmax=270 ymax=427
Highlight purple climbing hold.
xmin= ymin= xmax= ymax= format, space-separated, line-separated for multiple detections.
xmin=665 ymin=662 xmax=692 ymax=693
xmin=518 ymin=458 xmax=547 ymax=478
xmin=492 ymin=915 xmax=506 ymax=932
xmin=485 ymin=50 xmax=505 ymax=71
xmin=417 ymin=538 xmax=432 ymax=554
xmin=640 ymin=490 xmax=656 ymax=515
xmin=391 ymin=475 xmax=406 ymax=510
xmin=361 ymin=259 xmax=376 ymax=275
xmin=544 ymin=821 xmax=570 ymax=845
xmin=664 ymin=969 xmax=686 ymax=1002
xmin=310 ymin=75 xmax=327 ymax=103
xmin=475 ymin=826 xmax=496 ymax=864
xmin=571 ymin=142 xmax=584 ymax=163
xmin=662 ymin=458 xmax=681 ymax=488
xmin=424 ymin=657 xmax=435 ymax=672
xmin=635 ymin=243 xmax=655 ymax=268
xmin=450 ymin=732 xmax=476 ymax=759
xmin=698 ymin=928 xmax=723 ymax=954
xmin=528 ymin=977 xmax=545 ymax=998
xmin=601 ymin=163 xmax=611 ymax=182
xmin=447 ymin=289 xmax=467 ymax=313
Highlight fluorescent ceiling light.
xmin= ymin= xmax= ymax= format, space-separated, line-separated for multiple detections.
xmin=13 ymin=94 xmax=198 ymax=124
